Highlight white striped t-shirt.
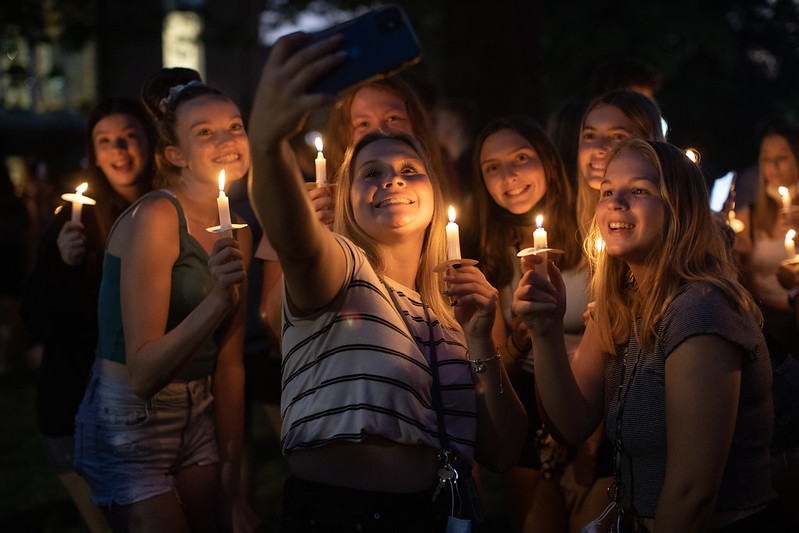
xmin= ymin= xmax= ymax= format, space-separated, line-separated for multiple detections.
xmin=280 ymin=234 xmax=478 ymax=461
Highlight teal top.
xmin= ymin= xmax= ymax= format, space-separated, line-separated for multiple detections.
xmin=96 ymin=190 xmax=219 ymax=381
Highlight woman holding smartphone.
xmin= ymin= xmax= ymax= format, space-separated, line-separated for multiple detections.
xmin=249 ymin=31 xmax=527 ymax=532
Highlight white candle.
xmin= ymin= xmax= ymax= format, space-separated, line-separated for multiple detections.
xmin=533 ymin=214 xmax=547 ymax=276
xmin=446 ymin=205 xmax=461 ymax=260
xmin=779 ymin=186 xmax=791 ymax=211
xmin=786 ymin=229 xmax=796 ymax=258
xmin=71 ymin=182 xmax=88 ymax=222
xmin=217 ymin=170 xmax=232 ymax=236
xmin=315 ymin=136 xmax=327 ymax=186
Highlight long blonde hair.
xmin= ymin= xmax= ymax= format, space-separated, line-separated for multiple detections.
xmin=334 ymin=131 xmax=457 ymax=329
xmin=586 ymin=139 xmax=761 ymax=352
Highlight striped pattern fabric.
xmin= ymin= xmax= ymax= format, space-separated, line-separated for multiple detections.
xmin=280 ymin=235 xmax=477 ymax=461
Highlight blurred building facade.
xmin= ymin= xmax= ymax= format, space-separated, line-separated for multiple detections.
xmin=1 ymin=0 xmax=263 ymax=192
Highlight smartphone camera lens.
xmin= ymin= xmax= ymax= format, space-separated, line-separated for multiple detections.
xmin=377 ymin=8 xmax=400 ymax=33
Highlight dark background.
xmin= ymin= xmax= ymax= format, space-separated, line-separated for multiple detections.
xmin=2 ymin=0 xmax=799 ymax=176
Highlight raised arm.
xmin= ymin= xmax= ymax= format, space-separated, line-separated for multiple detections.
xmin=445 ymin=265 xmax=527 ymax=471
xmin=248 ymin=32 xmax=348 ymax=314
xmin=512 ymin=256 xmax=604 ymax=444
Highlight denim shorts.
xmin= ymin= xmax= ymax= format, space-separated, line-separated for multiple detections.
xmin=74 ymin=365 xmax=219 ymax=507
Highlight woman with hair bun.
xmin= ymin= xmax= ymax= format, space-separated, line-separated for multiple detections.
xmin=73 ymin=68 xmax=258 ymax=532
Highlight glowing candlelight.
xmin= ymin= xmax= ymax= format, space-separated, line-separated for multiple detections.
xmin=786 ymin=229 xmax=796 ymax=258
xmin=446 ymin=205 xmax=461 ymax=260
xmin=315 ymin=136 xmax=327 ymax=186
xmin=595 ymin=236 xmax=605 ymax=254
xmin=217 ymin=170 xmax=232 ymax=238
xmin=779 ymin=186 xmax=791 ymax=211
xmin=72 ymin=183 xmax=87 ymax=222
xmin=533 ymin=214 xmax=548 ymax=276
xmin=685 ymin=148 xmax=701 ymax=164
xmin=60 ymin=182 xmax=96 ymax=222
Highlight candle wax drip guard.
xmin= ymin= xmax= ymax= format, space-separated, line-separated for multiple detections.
xmin=517 ymin=247 xmax=565 ymax=257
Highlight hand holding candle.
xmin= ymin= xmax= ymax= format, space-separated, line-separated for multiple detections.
xmin=315 ymin=136 xmax=327 ymax=186
xmin=60 ymin=182 xmax=96 ymax=223
xmin=446 ymin=205 xmax=461 ymax=261
xmin=533 ymin=214 xmax=548 ymax=276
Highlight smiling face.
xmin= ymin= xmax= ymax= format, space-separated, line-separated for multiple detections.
xmin=92 ymin=113 xmax=150 ymax=197
xmin=479 ymin=128 xmax=547 ymax=215
xmin=579 ymin=105 xmax=643 ymax=190
xmin=596 ymin=149 xmax=665 ymax=274
xmin=350 ymin=86 xmax=415 ymax=143
xmin=760 ymin=134 xmax=799 ymax=189
xmin=168 ymin=94 xmax=249 ymax=186
xmin=350 ymin=138 xmax=434 ymax=243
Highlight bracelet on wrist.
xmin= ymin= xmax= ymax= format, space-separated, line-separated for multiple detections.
xmin=467 ymin=347 xmax=501 ymax=373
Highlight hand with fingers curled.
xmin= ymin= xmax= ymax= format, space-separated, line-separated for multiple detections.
xmin=208 ymin=237 xmax=247 ymax=308
xmin=512 ymin=254 xmax=567 ymax=338
xmin=249 ymin=31 xmax=347 ymax=149
xmin=442 ymin=265 xmax=499 ymax=340
xmin=306 ymin=182 xmax=336 ymax=229
xmin=56 ymin=221 xmax=88 ymax=266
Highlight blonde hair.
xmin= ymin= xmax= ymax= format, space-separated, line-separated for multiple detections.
xmin=586 ymin=139 xmax=761 ymax=352
xmin=576 ymin=90 xmax=665 ymax=238
xmin=334 ymin=131 xmax=457 ymax=329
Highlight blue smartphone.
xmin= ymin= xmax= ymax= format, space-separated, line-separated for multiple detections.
xmin=307 ymin=5 xmax=423 ymax=95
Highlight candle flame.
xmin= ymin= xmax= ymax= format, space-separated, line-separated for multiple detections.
xmin=76 ymin=182 xmax=88 ymax=195
xmin=218 ymin=170 xmax=225 ymax=191
xmin=788 ymin=229 xmax=796 ymax=240
xmin=536 ymin=214 xmax=543 ymax=228
xmin=685 ymin=148 xmax=700 ymax=164
xmin=315 ymin=136 xmax=324 ymax=153
xmin=595 ymin=237 xmax=605 ymax=253
xmin=448 ymin=205 xmax=456 ymax=223
xmin=779 ymin=186 xmax=789 ymax=197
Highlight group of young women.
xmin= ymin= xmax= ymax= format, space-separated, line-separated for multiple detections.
xmin=22 ymin=24 xmax=797 ymax=533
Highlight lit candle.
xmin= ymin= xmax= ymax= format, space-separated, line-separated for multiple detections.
xmin=315 ymin=136 xmax=327 ymax=186
xmin=786 ymin=229 xmax=796 ymax=258
xmin=593 ymin=237 xmax=605 ymax=273
xmin=446 ymin=205 xmax=461 ymax=260
xmin=779 ymin=186 xmax=791 ymax=211
xmin=60 ymin=182 xmax=96 ymax=223
xmin=533 ymin=214 xmax=548 ymax=276
xmin=72 ymin=182 xmax=87 ymax=222
xmin=217 ymin=170 xmax=232 ymax=237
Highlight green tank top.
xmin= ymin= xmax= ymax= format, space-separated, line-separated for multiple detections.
xmin=96 ymin=190 xmax=219 ymax=380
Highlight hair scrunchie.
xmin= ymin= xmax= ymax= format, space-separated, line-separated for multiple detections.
xmin=158 ymin=80 xmax=202 ymax=114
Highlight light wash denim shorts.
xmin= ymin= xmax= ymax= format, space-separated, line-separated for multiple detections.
xmin=74 ymin=364 xmax=219 ymax=507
